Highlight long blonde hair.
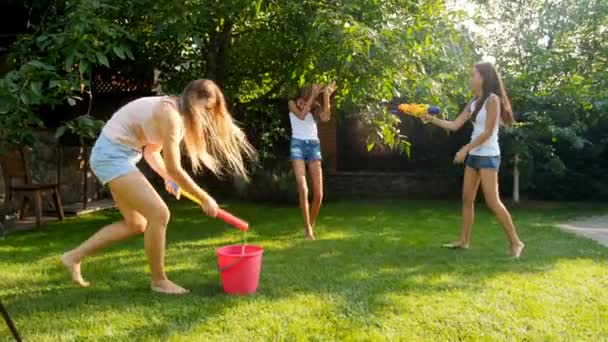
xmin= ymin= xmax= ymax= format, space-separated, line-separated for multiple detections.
xmin=179 ymin=79 xmax=256 ymax=180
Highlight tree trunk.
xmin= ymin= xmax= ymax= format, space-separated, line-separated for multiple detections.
xmin=204 ymin=21 xmax=234 ymax=87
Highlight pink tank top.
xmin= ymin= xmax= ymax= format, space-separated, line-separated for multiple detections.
xmin=102 ymin=96 xmax=183 ymax=149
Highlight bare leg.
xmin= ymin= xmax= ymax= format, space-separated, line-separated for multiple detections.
xmin=62 ymin=172 xmax=188 ymax=293
xmin=61 ymin=189 xmax=146 ymax=287
xmin=445 ymin=167 xmax=480 ymax=249
xmin=479 ymin=169 xmax=525 ymax=258
xmin=308 ymin=160 xmax=324 ymax=229
xmin=292 ymin=160 xmax=314 ymax=239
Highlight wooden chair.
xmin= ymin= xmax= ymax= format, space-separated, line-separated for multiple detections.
xmin=0 ymin=147 xmax=64 ymax=226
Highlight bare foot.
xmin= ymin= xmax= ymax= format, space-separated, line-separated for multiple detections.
xmin=441 ymin=240 xmax=469 ymax=249
xmin=305 ymin=227 xmax=315 ymax=240
xmin=511 ymin=242 xmax=525 ymax=258
xmin=151 ymin=279 xmax=189 ymax=295
xmin=61 ymin=252 xmax=89 ymax=287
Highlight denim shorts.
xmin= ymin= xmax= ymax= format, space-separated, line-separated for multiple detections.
xmin=465 ymin=155 xmax=501 ymax=170
xmin=90 ymin=133 xmax=143 ymax=185
xmin=290 ymin=138 xmax=322 ymax=162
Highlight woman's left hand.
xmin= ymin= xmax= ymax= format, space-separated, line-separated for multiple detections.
xmin=454 ymin=148 xmax=468 ymax=164
xmin=165 ymin=179 xmax=180 ymax=199
xmin=324 ymin=81 xmax=337 ymax=95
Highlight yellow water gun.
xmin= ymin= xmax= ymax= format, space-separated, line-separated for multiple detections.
xmin=397 ymin=103 xmax=441 ymax=118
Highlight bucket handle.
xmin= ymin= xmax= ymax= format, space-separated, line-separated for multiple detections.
xmin=217 ymin=247 xmax=246 ymax=273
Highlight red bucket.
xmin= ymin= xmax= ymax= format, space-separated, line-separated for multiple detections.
xmin=216 ymin=245 xmax=264 ymax=295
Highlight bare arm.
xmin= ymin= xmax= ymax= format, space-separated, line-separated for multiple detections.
xmin=143 ymin=144 xmax=169 ymax=180
xmin=288 ymin=84 xmax=323 ymax=120
xmin=288 ymin=101 xmax=309 ymax=120
xmin=460 ymin=95 xmax=499 ymax=153
xmin=318 ymin=81 xmax=336 ymax=122
xmin=425 ymin=102 xmax=472 ymax=131
xmin=160 ymin=108 xmax=218 ymax=216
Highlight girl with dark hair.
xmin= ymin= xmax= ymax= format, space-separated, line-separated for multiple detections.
xmin=421 ymin=62 xmax=525 ymax=258
xmin=288 ymin=81 xmax=336 ymax=240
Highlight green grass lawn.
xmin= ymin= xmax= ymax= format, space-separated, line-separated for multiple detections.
xmin=1 ymin=200 xmax=607 ymax=341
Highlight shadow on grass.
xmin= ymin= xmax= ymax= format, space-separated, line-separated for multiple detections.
xmin=253 ymin=201 xmax=608 ymax=323
xmin=1 ymin=200 xmax=607 ymax=338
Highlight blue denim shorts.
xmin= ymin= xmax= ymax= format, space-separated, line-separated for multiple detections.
xmin=90 ymin=133 xmax=143 ymax=185
xmin=465 ymin=155 xmax=501 ymax=170
xmin=290 ymin=138 xmax=322 ymax=162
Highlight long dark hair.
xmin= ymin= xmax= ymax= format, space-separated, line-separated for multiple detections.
xmin=470 ymin=62 xmax=514 ymax=126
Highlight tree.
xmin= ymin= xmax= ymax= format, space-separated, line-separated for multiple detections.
xmin=473 ymin=0 xmax=608 ymax=199
xmin=0 ymin=0 xmax=134 ymax=152
xmin=105 ymin=0 xmax=477 ymax=154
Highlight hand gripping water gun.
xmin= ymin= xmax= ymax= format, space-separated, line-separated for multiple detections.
xmin=397 ymin=103 xmax=441 ymax=118
xmin=168 ymin=181 xmax=249 ymax=232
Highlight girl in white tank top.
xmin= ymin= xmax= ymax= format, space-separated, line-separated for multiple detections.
xmin=288 ymin=82 xmax=336 ymax=240
xmin=468 ymin=95 xmax=501 ymax=156
xmin=420 ymin=62 xmax=525 ymax=258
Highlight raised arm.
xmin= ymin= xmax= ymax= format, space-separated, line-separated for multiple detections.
xmin=288 ymin=84 xmax=322 ymax=120
xmin=425 ymin=101 xmax=472 ymax=131
xmin=318 ymin=81 xmax=336 ymax=122
xmin=160 ymin=108 xmax=218 ymax=217
xmin=288 ymin=101 xmax=308 ymax=120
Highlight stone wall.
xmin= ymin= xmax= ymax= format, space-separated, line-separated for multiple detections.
xmin=0 ymin=130 xmax=108 ymax=210
xmin=325 ymin=172 xmax=460 ymax=199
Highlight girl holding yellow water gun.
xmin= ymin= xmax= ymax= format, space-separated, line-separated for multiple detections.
xmin=411 ymin=63 xmax=525 ymax=258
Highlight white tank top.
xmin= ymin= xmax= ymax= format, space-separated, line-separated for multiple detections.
xmin=469 ymin=94 xmax=501 ymax=156
xmin=289 ymin=112 xmax=319 ymax=141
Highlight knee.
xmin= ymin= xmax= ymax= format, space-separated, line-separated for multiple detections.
xmin=127 ymin=218 xmax=147 ymax=234
xmin=313 ymin=190 xmax=323 ymax=203
xmin=462 ymin=192 xmax=476 ymax=206
xmin=297 ymin=183 xmax=308 ymax=197
xmin=485 ymin=198 xmax=503 ymax=212
xmin=148 ymin=205 xmax=171 ymax=227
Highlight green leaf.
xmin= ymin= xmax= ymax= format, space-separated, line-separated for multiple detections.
xmin=96 ymin=52 xmax=110 ymax=67
xmin=29 ymin=60 xmax=54 ymax=71
xmin=113 ymin=45 xmax=126 ymax=59
xmin=67 ymin=97 xmax=77 ymax=106
xmin=65 ymin=55 xmax=75 ymax=70
xmin=366 ymin=141 xmax=375 ymax=151
xmin=49 ymin=80 xmax=62 ymax=89
xmin=55 ymin=126 xmax=67 ymax=138
xmin=30 ymin=82 xmax=43 ymax=97
xmin=20 ymin=93 xmax=29 ymax=105
xmin=79 ymin=60 xmax=90 ymax=74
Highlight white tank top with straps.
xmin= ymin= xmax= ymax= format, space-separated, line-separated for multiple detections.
xmin=289 ymin=112 xmax=319 ymax=141
xmin=468 ymin=93 xmax=501 ymax=156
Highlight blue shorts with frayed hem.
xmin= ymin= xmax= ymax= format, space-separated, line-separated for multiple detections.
xmin=465 ymin=155 xmax=501 ymax=170
xmin=290 ymin=138 xmax=322 ymax=163
xmin=90 ymin=134 xmax=143 ymax=185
